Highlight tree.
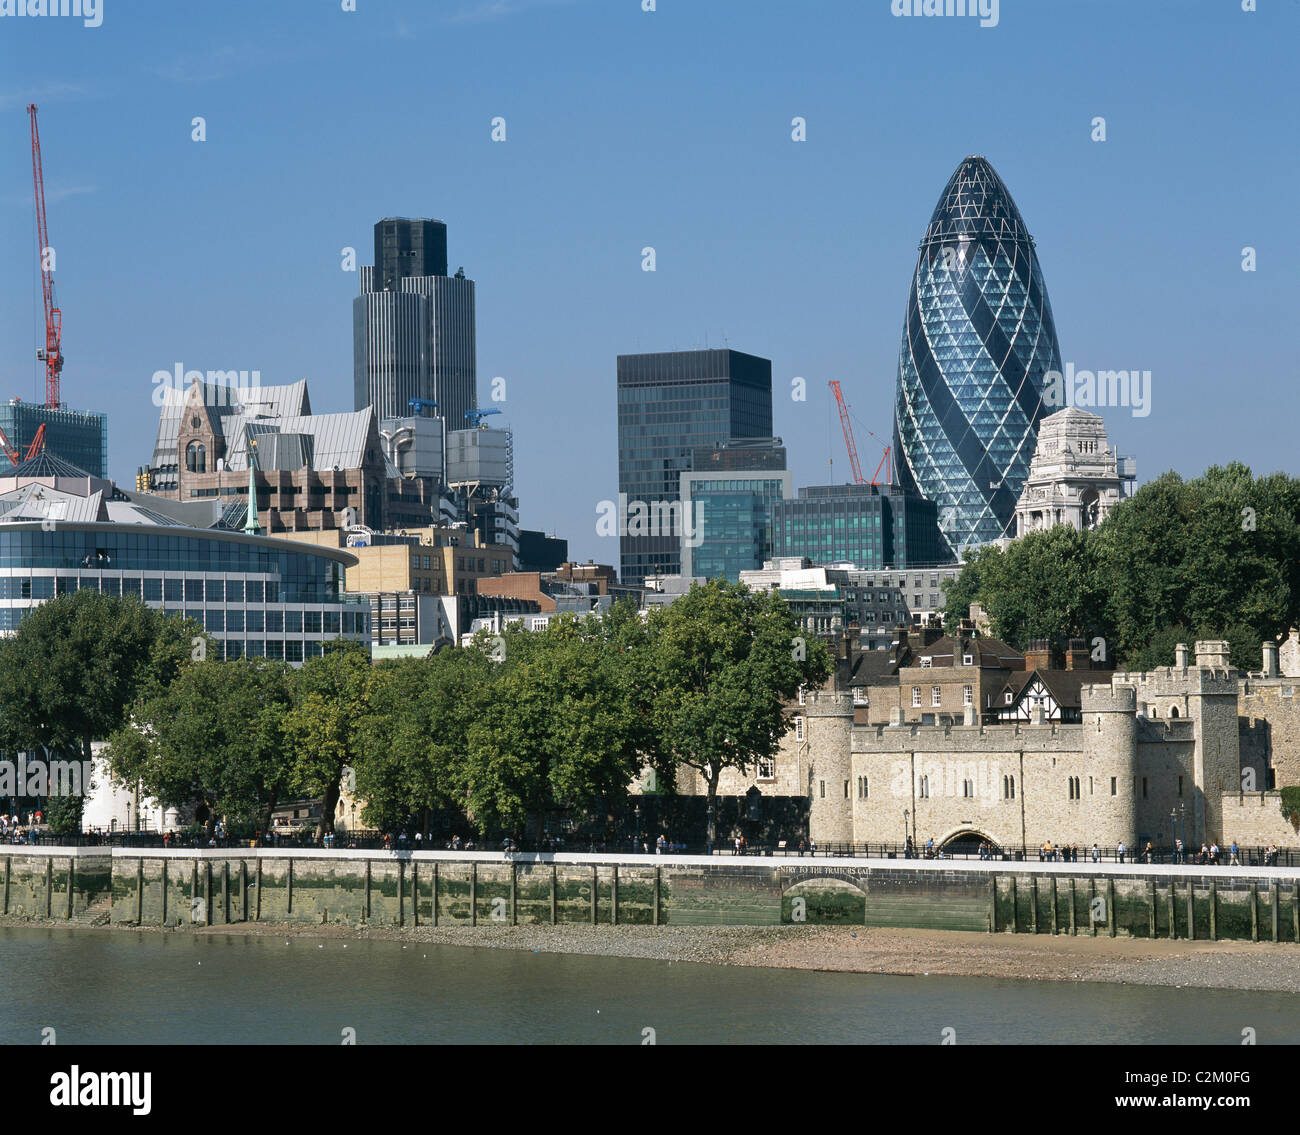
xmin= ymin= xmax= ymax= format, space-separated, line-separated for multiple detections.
xmin=643 ymin=580 xmax=833 ymax=849
xmin=354 ymin=648 xmax=493 ymax=833
xmin=105 ymin=657 xmax=294 ymax=835
xmin=971 ymin=526 xmax=1106 ymax=651
xmin=0 ymin=590 xmax=201 ymax=767
xmin=283 ymin=640 xmax=374 ymax=837
xmin=461 ymin=613 xmax=645 ymax=841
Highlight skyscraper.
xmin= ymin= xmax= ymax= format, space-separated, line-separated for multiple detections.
xmin=616 ymin=349 xmax=772 ymax=586
xmin=354 ymin=218 xmax=477 ymax=429
xmin=893 ymin=156 xmax=1063 ymax=557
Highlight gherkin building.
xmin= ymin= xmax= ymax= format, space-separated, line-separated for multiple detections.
xmin=893 ymin=155 xmax=1062 ymax=559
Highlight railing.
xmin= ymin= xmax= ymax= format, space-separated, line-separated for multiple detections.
xmin=6 ymin=830 xmax=1295 ymax=868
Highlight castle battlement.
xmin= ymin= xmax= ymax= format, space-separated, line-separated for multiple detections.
xmin=1080 ymin=684 xmax=1136 ymax=713
xmin=852 ymin=720 xmax=1086 ymax=754
xmin=1112 ymin=670 xmax=1238 ymax=697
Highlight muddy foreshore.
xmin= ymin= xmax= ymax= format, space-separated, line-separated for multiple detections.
xmin=5 ymin=913 xmax=1300 ymax=993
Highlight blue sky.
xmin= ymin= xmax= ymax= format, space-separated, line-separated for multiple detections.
xmin=1 ymin=0 xmax=1296 ymax=564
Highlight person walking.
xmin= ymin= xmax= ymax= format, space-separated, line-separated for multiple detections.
xmin=1230 ymin=840 xmax=1240 ymax=866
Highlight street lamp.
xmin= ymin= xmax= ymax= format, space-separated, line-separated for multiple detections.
xmin=634 ymin=803 xmax=641 ymax=853
xmin=706 ymin=804 xmax=713 ymax=856
xmin=903 ymin=809 xmax=910 ymax=857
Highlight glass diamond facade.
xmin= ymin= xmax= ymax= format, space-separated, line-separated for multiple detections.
xmin=893 ymin=155 xmax=1062 ymax=558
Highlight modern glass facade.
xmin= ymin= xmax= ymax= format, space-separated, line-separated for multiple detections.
xmin=0 ymin=401 xmax=107 ymax=479
xmin=616 ymin=349 xmax=773 ymax=586
xmin=772 ymin=484 xmax=948 ymax=570
xmin=893 ymin=155 xmax=1062 ymax=557
xmin=681 ymin=470 xmax=792 ymax=582
xmin=0 ymin=524 xmax=368 ymax=661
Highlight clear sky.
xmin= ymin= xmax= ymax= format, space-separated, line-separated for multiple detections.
xmin=1 ymin=0 xmax=1296 ymax=564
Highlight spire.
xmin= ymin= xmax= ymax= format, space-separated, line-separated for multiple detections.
xmin=244 ymin=437 xmax=262 ymax=535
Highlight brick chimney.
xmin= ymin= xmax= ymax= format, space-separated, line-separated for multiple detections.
xmin=1024 ymin=638 xmax=1053 ymax=671
xmin=1064 ymin=638 xmax=1091 ymax=671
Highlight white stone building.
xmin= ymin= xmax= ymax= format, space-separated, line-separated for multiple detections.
xmin=1014 ymin=408 xmax=1133 ymax=537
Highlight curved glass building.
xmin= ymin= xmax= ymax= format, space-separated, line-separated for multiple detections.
xmin=893 ymin=155 xmax=1062 ymax=557
xmin=0 ymin=456 xmax=369 ymax=661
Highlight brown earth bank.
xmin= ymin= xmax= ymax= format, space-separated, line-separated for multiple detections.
xmin=6 ymin=913 xmax=1300 ymax=993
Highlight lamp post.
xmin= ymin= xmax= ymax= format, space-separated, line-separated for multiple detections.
xmin=634 ymin=803 xmax=641 ymax=853
xmin=706 ymin=803 xmax=713 ymax=856
xmin=903 ymin=808 xmax=910 ymax=857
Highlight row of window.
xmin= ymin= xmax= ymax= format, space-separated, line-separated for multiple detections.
xmin=911 ymin=685 xmax=975 ymax=707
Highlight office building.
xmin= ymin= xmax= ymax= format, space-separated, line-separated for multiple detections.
xmin=0 ymin=455 xmax=369 ymax=660
xmin=616 ymin=348 xmax=773 ymax=586
xmin=680 ymin=439 xmax=790 ymax=582
xmin=0 ymin=399 xmax=107 ymax=479
xmin=772 ymin=483 xmax=949 ymax=571
xmin=354 ymin=218 xmax=477 ymax=429
xmin=893 ymin=155 xmax=1062 ymax=557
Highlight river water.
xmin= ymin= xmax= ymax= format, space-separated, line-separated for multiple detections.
xmin=2 ymin=926 xmax=1297 ymax=1045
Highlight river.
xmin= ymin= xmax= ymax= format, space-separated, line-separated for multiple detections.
xmin=3 ymin=926 xmax=1297 ymax=1044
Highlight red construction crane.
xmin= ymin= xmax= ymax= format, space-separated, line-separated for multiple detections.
xmin=28 ymin=104 xmax=63 ymax=410
xmin=828 ymin=380 xmax=892 ymax=486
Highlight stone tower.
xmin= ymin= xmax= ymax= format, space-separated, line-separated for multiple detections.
xmin=1188 ymin=641 xmax=1242 ymax=844
xmin=804 ymin=686 xmax=855 ymax=845
xmin=1080 ymin=683 xmax=1138 ymax=848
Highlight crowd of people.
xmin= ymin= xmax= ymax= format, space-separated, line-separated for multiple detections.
xmin=0 ymin=813 xmax=40 ymax=844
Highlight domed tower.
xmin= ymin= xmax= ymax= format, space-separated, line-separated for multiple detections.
xmin=1080 ymin=684 xmax=1138 ymax=848
xmin=893 ymin=155 xmax=1063 ymax=558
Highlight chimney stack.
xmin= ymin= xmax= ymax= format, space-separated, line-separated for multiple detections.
xmin=1174 ymin=642 xmax=1189 ymax=669
xmin=1065 ymin=638 xmax=1090 ymax=671
xmin=1025 ymin=638 xmax=1053 ymax=671
xmin=1263 ymin=639 xmax=1279 ymax=678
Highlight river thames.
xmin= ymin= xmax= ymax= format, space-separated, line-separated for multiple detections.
xmin=2 ymin=926 xmax=1298 ymax=1044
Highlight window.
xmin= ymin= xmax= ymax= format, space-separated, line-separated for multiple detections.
xmin=1178 ymin=776 xmax=1183 ymax=797
xmin=844 ymin=781 xmax=849 ymax=799
xmin=1142 ymin=777 xmax=1148 ymax=799
xmin=756 ymin=757 xmax=775 ymax=781
xmin=912 ymin=686 xmax=921 ymax=707
xmin=1110 ymin=777 xmax=1117 ymax=796
xmin=1003 ymin=775 xmax=1015 ymax=800
xmin=962 ymin=685 xmax=973 ymax=706
xmin=963 ymin=653 xmax=973 ymax=666
xmin=931 ymin=686 xmax=941 ymax=707
xmin=1005 ymin=691 xmax=1013 ymax=704
xmin=962 ymin=779 xmax=974 ymax=799
xmin=852 ymin=687 xmax=868 ymax=705
xmin=794 ymin=716 xmax=805 ymax=742
xmin=819 ymin=780 xmax=825 ymax=799
xmin=857 ymin=776 xmax=869 ymax=799
xmin=918 ymin=775 xmax=930 ymax=799
xmin=1068 ymin=776 xmax=1080 ymax=800
xmin=919 ymin=656 xmax=932 ymax=669
xmin=798 ymin=685 xmax=806 ymax=705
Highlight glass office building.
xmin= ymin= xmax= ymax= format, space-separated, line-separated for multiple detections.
xmin=616 ymin=349 xmax=772 ymax=586
xmin=772 ymin=484 xmax=949 ymax=570
xmin=0 ymin=401 xmax=107 ymax=479
xmin=893 ymin=155 xmax=1062 ymax=558
xmin=681 ymin=469 xmax=792 ymax=582
xmin=0 ymin=522 xmax=369 ymax=661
